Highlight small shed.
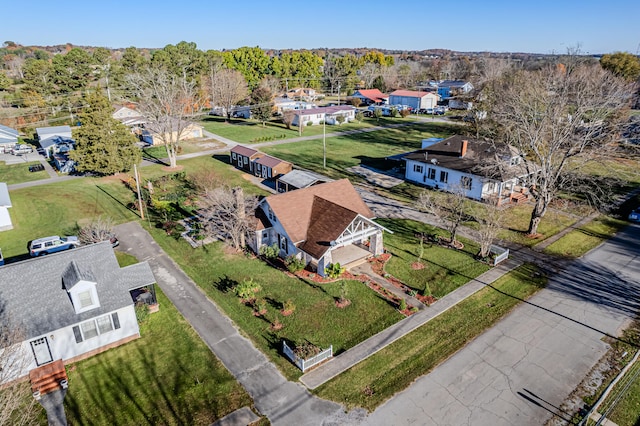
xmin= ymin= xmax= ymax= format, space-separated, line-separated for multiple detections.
xmin=276 ymin=169 xmax=333 ymax=192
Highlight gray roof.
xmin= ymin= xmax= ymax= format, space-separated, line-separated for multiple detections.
xmin=0 ymin=124 xmax=18 ymax=144
xmin=0 ymin=242 xmax=156 ymax=339
xmin=277 ymin=169 xmax=333 ymax=189
xmin=36 ymin=126 xmax=72 ymax=141
xmin=0 ymin=183 xmax=11 ymax=207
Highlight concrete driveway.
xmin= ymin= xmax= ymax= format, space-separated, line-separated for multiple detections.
xmin=364 ymin=223 xmax=640 ymax=425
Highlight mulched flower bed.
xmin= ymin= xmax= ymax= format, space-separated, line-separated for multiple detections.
xmin=368 ymin=254 xmax=437 ymax=306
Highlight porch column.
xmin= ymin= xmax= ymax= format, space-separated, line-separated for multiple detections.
xmin=370 ymin=232 xmax=384 ymax=255
xmin=318 ymin=251 xmax=333 ymax=277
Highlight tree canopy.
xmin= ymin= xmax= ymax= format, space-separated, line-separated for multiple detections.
xmin=70 ymin=91 xmax=141 ymax=175
xmin=600 ymin=52 xmax=640 ymax=82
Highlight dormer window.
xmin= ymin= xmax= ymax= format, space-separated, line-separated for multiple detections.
xmin=62 ymin=260 xmax=101 ymax=314
xmin=78 ymin=290 xmax=95 ymax=310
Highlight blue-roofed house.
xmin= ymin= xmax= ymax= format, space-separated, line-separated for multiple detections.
xmin=0 ymin=242 xmax=157 ymax=382
xmin=0 ymin=124 xmax=19 ymax=153
xmin=36 ymin=125 xmax=75 ymax=159
xmin=437 ymin=80 xmax=474 ymax=99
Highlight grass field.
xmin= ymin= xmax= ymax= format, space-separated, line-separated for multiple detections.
xmin=379 ymin=219 xmax=490 ymax=297
xmin=314 ymin=264 xmax=546 ymax=411
xmin=145 ymin=224 xmax=404 ymax=381
xmin=261 ymin=121 xmax=456 ymax=180
xmin=200 ymin=115 xmax=414 ymax=144
xmin=0 ymin=160 xmax=49 ymax=184
xmin=63 ymin=288 xmax=253 ymax=425
xmin=543 ymin=215 xmax=628 ymax=258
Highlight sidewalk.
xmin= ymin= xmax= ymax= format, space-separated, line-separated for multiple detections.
xmin=300 ymin=257 xmax=522 ymax=390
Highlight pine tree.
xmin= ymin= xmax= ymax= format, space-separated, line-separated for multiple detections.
xmin=70 ymin=91 xmax=141 ymax=175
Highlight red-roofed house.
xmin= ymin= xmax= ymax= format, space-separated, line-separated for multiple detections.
xmin=230 ymin=145 xmax=264 ymax=173
xmin=389 ymin=90 xmax=439 ymax=111
xmin=249 ymin=179 xmax=388 ymax=276
xmin=351 ymin=89 xmax=389 ymax=106
xmin=253 ymin=155 xmax=293 ymax=179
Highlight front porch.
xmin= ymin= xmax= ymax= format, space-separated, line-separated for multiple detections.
xmin=329 ymin=244 xmax=373 ymax=270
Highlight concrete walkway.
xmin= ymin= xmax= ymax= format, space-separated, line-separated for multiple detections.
xmin=300 ymin=257 xmax=521 ymax=390
xmin=114 ymin=221 xmax=364 ymax=426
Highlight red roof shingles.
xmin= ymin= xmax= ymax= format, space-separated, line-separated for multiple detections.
xmin=255 ymin=155 xmax=291 ymax=168
xmin=231 ymin=145 xmax=260 ymax=158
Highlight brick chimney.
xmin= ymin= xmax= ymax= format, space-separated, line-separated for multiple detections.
xmin=460 ymin=140 xmax=468 ymax=158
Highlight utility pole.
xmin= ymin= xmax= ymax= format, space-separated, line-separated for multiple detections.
xmin=323 ymin=116 xmax=326 ymax=169
xmin=134 ymin=164 xmax=144 ymax=219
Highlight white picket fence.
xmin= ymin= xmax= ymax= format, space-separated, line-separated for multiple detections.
xmin=282 ymin=341 xmax=333 ymax=372
xmin=490 ymin=245 xmax=509 ymax=266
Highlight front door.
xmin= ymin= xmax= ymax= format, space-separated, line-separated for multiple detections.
xmin=30 ymin=337 xmax=53 ymax=366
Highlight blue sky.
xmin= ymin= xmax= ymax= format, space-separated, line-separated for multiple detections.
xmin=5 ymin=0 xmax=639 ymax=54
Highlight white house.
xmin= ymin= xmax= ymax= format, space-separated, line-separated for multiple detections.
xmin=388 ymin=90 xmax=439 ymax=111
xmin=36 ymin=126 xmax=75 ymax=159
xmin=249 ymin=179 xmax=388 ymax=276
xmin=113 ymin=104 xmax=146 ymax=127
xmin=0 ymin=124 xmax=19 ymax=153
xmin=292 ymin=106 xmax=356 ymax=127
xmin=0 ymin=242 xmax=156 ymax=382
xmin=273 ymin=98 xmax=317 ymax=115
xmin=403 ymin=135 xmax=533 ymax=204
xmin=0 ymin=182 xmax=13 ymax=231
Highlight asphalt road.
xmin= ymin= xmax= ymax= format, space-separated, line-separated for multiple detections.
xmin=364 ymin=223 xmax=640 ymax=426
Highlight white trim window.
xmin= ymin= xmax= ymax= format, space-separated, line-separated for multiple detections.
xmin=413 ymin=164 xmax=424 ymax=173
xmin=73 ymin=313 xmax=121 ymax=343
xmin=461 ymin=176 xmax=472 ymax=190
xmin=440 ymin=171 xmax=449 ymax=183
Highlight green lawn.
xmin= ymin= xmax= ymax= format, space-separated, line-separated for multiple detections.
xmin=495 ymin=204 xmax=578 ymax=247
xmin=379 ymin=219 xmax=490 ymax=297
xmin=63 ymin=289 xmax=253 ymax=425
xmin=145 ymin=224 xmax=404 ymax=381
xmin=200 ymin=115 xmax=426 ymax=144
xmin=314 ymin=264 xmax=546 ymax=411
xmin=543 ymin=215 xmax=629 ymax=258
xmin=0 ymin=160 xmax=49 ymax=184
xmin=261 ymin=122 xmax=455 ymax=180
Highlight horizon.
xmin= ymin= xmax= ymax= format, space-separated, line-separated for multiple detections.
xmin=4 ymin=0 xmax=639 ymax=55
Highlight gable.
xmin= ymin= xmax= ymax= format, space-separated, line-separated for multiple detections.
xmin=263 ymin=179 xmax=373 ymax=244
xmin=298 ymin=197 xmax=358 ymax=258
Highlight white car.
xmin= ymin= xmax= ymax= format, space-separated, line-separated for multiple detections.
xmin=11 ymin=144 xmax=33 ymax=155
xmin=28 ymin=236 xmax=80 ymax=257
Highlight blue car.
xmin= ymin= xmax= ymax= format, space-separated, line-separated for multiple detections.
xmin=28 ymin=236 xmax=80 ymax=257
xmin=629 ymin=209 xmax=640 ymax=223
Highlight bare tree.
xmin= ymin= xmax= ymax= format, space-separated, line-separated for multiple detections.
xmin=78 ymin=217 xmax=116 ymax=245
xmin=197 ymin=185 xmax=258 ymax=250
xmin=0 ymin=311 xmax=40 ymax=426
xmin=483 ymin=64 xmax=631 ymax=235
xmin=416 ymin=187 xmax=468 ymax=247
xmin=211 ymin=69 xmax=248 ymax=122
xmin=472 ymin=202 xmax=505 ymax=259
xmin=282 ymin=110 xmax=296 ymax=129
xmin=127 ymin=67 xmax=200 ymax=168
xmin=359 ymin=62 xmax=381 ymax=89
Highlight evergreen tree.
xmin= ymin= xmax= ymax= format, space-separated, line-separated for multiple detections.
xmin=251 ymin=86 xmax=273 ymax=126
xmin=70 ymin=91 xmax=141 ymax=175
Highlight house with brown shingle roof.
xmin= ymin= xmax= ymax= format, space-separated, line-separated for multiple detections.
xmin=230 ymin=145 xmax=264 ymax=173
xmin=402 ymin=135 xmax=534 ymax=204
xmin=351 ymin=89 xmax=389 ymax=106
xmin=250 ymin=179 xmax=388 ymax=276
xmin=253 ymin=155 xmax=293 ymax=179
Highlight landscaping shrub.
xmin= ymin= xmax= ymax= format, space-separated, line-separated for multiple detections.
xmin=135 ymin=303 xmax=150 ymax=323
xmin=259 ymin=243 xmax=279 ymax=260
xmin=284 ymin=255 xmax=305 ymax=273
xmin=399 ymin=299 xmax=407 ymax=311
xmin=234 ymin=278 xmax=262 ymax=301
xmin=325 ymin=262 xmax=345 ymax=279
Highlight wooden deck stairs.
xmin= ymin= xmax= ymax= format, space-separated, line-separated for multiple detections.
xmin=510 ymin=192 xmax=528 ymax=204
xmin=30 ymin=360 xmax=68 ymax=396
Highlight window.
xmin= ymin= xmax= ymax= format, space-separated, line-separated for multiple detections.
xmin=73 ymin=313 xmax=120 ymax=343
xmin=267 ymin=207 xmax=275 ymax=221
xmin=279 ymin=234 xmax=288 ymax=253
xmin=413 ymin=164 xmax=423 ymax=173
xmin=231 ymin=152 xmax=236 ymax=159
xmin=80 ymin=320 xmax=99 ymax=340
xmin=461 ymin=176 xmax=472 ymax=190
xmin=243 ymin=157 xmax=248 ymax=164
xmin=428 ymin=168 xmax=436 ymax=180
xmin=440 ymin=171 xmax=449 ymax=183
xmin=78 ymin=290 xmax=94 ymax=309
xmin=509 ymin=156 xmax=521 ymax=166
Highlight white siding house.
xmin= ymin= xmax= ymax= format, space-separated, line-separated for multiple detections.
xmin=403 ymin=135 xmax=533 ymax=204
xmin=0 ymin=124 xmax=19 ymax=153
xmin=249 ymin=179 xmax=388 ymax=276
xmin=0 ymin=242 xmax=156 ymax=382
xmin=292 ymin=106 xmax=356 ymax=126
